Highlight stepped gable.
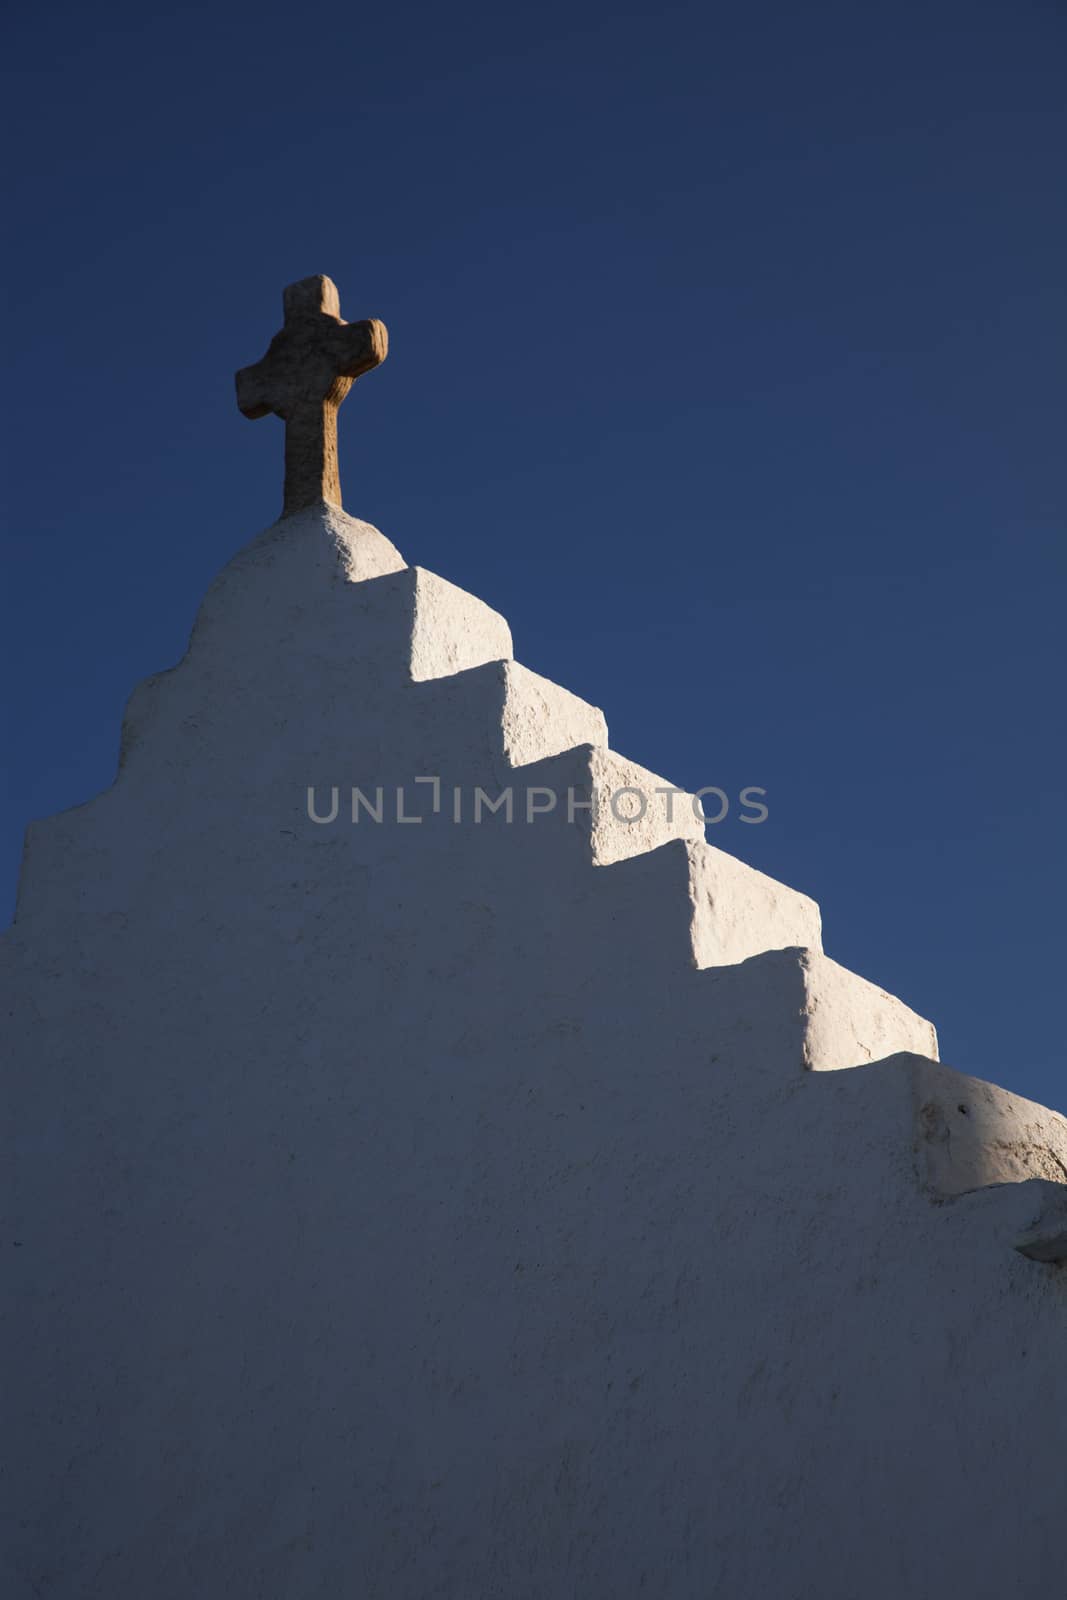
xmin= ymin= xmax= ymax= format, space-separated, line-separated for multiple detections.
xmin=7 ymin=279 xmax=1067 ymax=1598
xmin=11 ymin=499 xmax=1063 ymax=1156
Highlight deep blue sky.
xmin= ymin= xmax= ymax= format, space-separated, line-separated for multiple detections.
xmin=3 ymin=1 xmax=1065 ymax=1109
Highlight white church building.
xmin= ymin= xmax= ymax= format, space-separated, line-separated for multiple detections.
xmin=6 ymin=280 xmax=1066 ymax=1599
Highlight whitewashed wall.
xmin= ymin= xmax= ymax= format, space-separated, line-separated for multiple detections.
xmin=6 ymin=507 xmax=1066 ymax=1599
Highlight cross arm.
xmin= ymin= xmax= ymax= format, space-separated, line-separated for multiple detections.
xmin=234 ymin=350 xmax=278 ymax=420
xmin=327 ymin=317 xmax=389 ymax=379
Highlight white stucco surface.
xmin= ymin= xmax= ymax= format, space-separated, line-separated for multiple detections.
xmin=5 ymin=506 xmax=1065 ymax=1599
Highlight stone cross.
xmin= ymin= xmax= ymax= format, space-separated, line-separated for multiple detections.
xmin=236 ymin=275 xmax=388 ymax=517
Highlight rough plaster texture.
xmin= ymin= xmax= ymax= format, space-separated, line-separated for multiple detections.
xmin=5 ymin=505 xmax=1066 ymax=1599
xmin=912 ymin=1056 xmax=1067 ymax=1196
